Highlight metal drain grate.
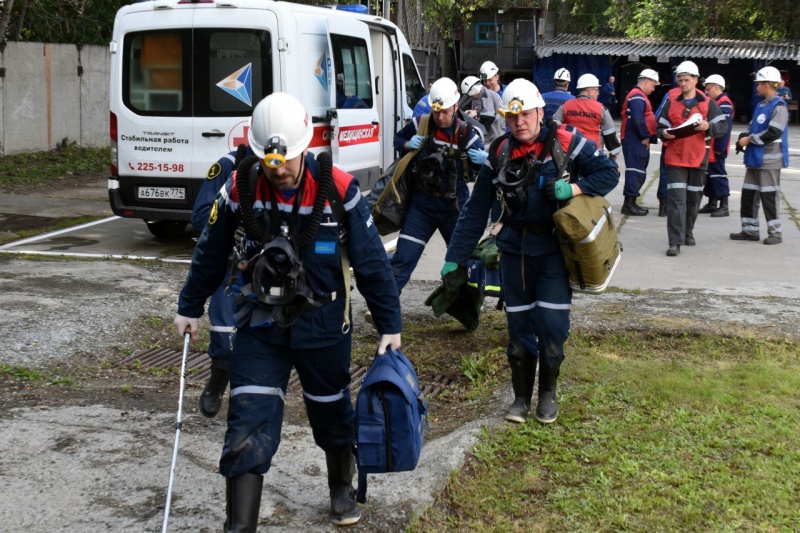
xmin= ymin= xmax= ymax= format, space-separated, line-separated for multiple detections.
xmin=119 ymin=349 xmax=457 ymax=399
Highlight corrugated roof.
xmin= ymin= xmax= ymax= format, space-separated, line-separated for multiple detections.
xmin=535 ymin=34 xmax=800 ymax=62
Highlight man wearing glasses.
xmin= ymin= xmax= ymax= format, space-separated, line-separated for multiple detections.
xmin=552 ymin=73 xmax=621 ymax=160
xmin=657 ymin=61 xmax=726 ymax=256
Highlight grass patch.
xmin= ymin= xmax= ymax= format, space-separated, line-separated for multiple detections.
xmin=413 ymin=331 xmax=800 ymax=531
xmin=1 ymin=363 xmax=78 ymax=386
xmin=1 ymin=364 xmax=43 ymax=381
xmin=0 ymin=146 xmax=108 ymax=189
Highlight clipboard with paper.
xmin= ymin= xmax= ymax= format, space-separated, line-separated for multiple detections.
xmin=666 ymin=112 xmax=704 ymax=138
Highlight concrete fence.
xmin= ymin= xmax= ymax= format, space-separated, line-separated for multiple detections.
xmin=0 ymin=42 xmax=110 ymax=156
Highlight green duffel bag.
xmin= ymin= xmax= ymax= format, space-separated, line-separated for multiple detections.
xmin=552 ymin=194 xmax=622 ymax=294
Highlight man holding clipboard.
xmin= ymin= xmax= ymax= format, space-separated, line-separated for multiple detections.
xmin=657 ymin=61 xmax=726 ymax=256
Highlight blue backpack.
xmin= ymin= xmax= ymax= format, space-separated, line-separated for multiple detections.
xmin=354 ymin=348 xmax=428 ymax=503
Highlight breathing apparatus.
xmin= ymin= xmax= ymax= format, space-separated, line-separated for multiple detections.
xmin=490 ymin=118 xmax=559 ymax=218
xmin=231 ymin=150 xmax=339 ymax=328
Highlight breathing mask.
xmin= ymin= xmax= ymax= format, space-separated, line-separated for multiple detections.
xmin=493 ymin=155 xmax=540 ymax=216
xmin=250 ymin=233 xmax=304 ymax=306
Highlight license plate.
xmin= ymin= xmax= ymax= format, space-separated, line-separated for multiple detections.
xmin=137 ymin=187 xmax=185 ymax=200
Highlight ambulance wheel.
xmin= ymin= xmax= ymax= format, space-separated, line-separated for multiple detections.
xmin=145 ymin=220 xmax=187 ymax=239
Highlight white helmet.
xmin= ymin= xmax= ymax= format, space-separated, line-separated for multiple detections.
xmin=429 ymin=78 xmax=460 ymax=111
xmin=675 ymin=61 xmax=700 ymax=77
xmin=480 ymin=61 xmax=499 ymax=80
xmin=755 ymin=66 xmax=781 ymax=83
xmin=704 ymin=74 xmax=726 ymax=90
xmin=554 ymin=68 xmax=571 ymax=82
xmin=461 ymin=75 xmax=482 ymax=97
xmin=639 ymin=68 xmax=660 ymax=83
xmin=576 ymin=73 xmax=601 ymax=90
xmin=248 ymin=93 xmax=312 ymax=166
xmin=499 ymin=79 xmax=545 ymax=116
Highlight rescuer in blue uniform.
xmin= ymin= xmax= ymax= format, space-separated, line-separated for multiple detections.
xmin=698 ymin=74 xmax=735 ymax=218
xmin=442 ymin=79 xmax=618 ymax=425
xmin=391 ymin=77 xmax=486 ymax=292
xmin=620 ymin=68 xmax=660 ymax=216
xmin=542 ymin=68 xmax=574 ymax=121
xmin=192 ymin=144 xmax=254 ymax=419
xmin=731 ymin=66 xmax=789 ymax=245
xmin=174 ymin=93 xmax=402 ymax=530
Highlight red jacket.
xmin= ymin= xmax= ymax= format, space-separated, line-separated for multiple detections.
xmin=664 ymin=91 xmax=711 ymax=168
xmin=621 ymin=86 xmax=657 ymax=141
xmin=560 ymin=98 xmax=604 ymax=146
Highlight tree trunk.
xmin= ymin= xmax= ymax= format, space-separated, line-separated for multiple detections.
xmin=0 ymin=0 xmax=17 ymax=42
xmin=14 ymin=0 xmax=30 ymax=41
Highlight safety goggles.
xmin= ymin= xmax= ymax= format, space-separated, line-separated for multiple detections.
xmin=499 ymin=98 xmax=525 ymax=117
xmin=262 ymin=136 xmax=287 ymax=169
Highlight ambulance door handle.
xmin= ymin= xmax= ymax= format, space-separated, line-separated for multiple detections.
xmin=202 ymin=131 xmax=225 ymax=138
xmin=375 ymin=76 xmax=379 ymax=94
xmin=372 ymin=121 xmax=379 ymax=126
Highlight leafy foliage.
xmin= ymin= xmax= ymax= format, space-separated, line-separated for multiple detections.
xmin=551 ymin=0 xmax=800 ymax=40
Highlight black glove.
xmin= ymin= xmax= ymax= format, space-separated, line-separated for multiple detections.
xmin=544 ymin=179 xmax=557 ymax=201
xmin=735 ymin=132 xmax=748 ymax=154
xmin=442 ymin=266 xmax=467 ymax=297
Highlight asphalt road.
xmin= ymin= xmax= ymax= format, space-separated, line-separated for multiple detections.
xmin=4 ymin=122 xmax=799 ymax=298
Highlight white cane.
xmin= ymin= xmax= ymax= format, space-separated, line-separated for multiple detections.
xmin=162 ymin=330 xmax=191 ymax=533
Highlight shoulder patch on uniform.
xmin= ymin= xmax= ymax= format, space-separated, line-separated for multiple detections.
xmin=209 ymin=199 xmax=219 ymax=225
xmin=207 ymin=162 xmax=222 ymax=180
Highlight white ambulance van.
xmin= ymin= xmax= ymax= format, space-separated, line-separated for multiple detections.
xmin=108 ymin=0 xmax=426 ymax=237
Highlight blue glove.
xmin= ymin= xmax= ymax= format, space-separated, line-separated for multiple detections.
xmin=545 ymin=179 xmax=574 ymax=201
xmin=408 ymin=135 xmax=426 ymax=150
xmin=440 ymin=261 xmax=458 ymax=277
xmin=468 ymin=148 xmax=489 ymax=165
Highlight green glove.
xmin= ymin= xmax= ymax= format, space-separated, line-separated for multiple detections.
xmin=545 ymin=179 xmax=574 ymax=201
xmin=441 ymin=261 xmax=459 ymax=277
xmin=554 ymin=180 xmax=574 ymax=201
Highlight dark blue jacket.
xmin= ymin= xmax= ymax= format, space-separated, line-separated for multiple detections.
xmin=542 ymin=89 xmax=575 ymax=121
xmin=193 ymin=146 xmax=255 ymax=231
xmin=179 ymin=153 xmax=402 ymax=349
xmin=446 ymin=124 xmax=619 ymax=264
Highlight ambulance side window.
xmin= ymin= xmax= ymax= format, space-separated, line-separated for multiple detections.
xmin=330 ymin=34 xmax=372 ymax=110
xmin=402 ymin=53 xmax=425 ymax=110
xmin=123 ymin=31 xmax=191 ymax=115
xmin=194 ymin=29 xmax=273 ymax=116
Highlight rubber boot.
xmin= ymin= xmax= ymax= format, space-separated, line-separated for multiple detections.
xmin=710 ymin=197 xmax=729 ymax=218
xmin=535 ymin=361 xmax=560 ymax=424
xmin=621 ymin=196 xmax=648 ymax=216
xmin=658 ymin=198 xmax=667 ymax=217
xmin=326 ymin=447 xmax=361 ymax=526
xmin=225 ymin=473 xmax=263 ymax=533
xmin=199 ymin=365 xmax=229 ymax=418
xmin=698 ymin=197 xmax=717 ymax=214
xmin=504 ymin=358 xmax=536 ymax=423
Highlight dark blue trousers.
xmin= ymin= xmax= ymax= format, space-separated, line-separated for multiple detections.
xmin=499 ymin=251 xmax=571 ymax=369
xmin=220 ymin=329 xmax=354 ymax=477
xmin=704 ymin=157 xmax=730 ymax=198
xmin=622 ymin=140 xmax=650 ymax=198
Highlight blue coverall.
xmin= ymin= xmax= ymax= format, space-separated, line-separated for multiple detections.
xmin=542 ymin=89 xmax=575 ymax=121
xmin=704 ymin=93 xmax=734 ymax=200
xmin=391 ymin=115 xmax=484 ymax=291
xmin=445 ymin=124 xmax=618 ymax=378
xmin=622 ymin=87 xmax=656 ymax=198
xmin=178 ymin=153 xmax=402 ymax=477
